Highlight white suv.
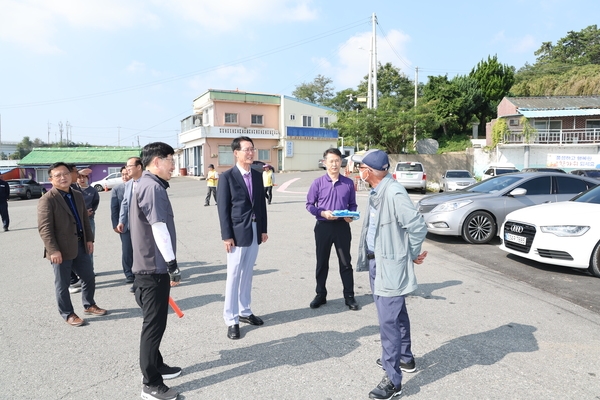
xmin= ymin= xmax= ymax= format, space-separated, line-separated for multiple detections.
xmin=392 ymin=162 xmax=427 ymax=194
xmin=91 ymin=172 xmax=123 ymax=192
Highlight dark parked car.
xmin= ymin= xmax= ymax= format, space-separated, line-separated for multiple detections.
xmin=251 ymin=160 xmax=267 ymax=172
xmin=7 ymin=179 xmax=46 ymax=199
xmin=570 ymin=169 xmax=600 ymax=179
xmin=520 ymin=168 xmax=566 ymax=173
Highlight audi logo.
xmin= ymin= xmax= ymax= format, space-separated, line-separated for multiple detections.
xmin=510 ymin=225 xmax=524 ymax=234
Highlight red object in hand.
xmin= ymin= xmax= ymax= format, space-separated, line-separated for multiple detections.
xmin=169 ymin=296 xmax=184 ymax=318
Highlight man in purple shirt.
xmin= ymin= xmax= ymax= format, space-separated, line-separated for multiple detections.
xmin=306 ymin=148 xmax=359 ymax=311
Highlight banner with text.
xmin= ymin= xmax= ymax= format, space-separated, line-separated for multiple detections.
xmin=547 ymin=154 xmax=600 ymax=168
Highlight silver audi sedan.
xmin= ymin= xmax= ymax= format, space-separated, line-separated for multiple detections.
xmin=416 ymin=172 xmax=598 ymax=244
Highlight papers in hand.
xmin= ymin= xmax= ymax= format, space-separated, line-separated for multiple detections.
xmin=332 ymin=210 xmax=360 ymax=220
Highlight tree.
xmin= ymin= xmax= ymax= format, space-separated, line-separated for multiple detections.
xmin=535 ymin=25 xmax=600 ymax=67
xmin=469 ymin=55 xmax=515 ymax=136
xmin=357 ymin=62 xmax=414 ymax=108
xmin=14 ymin=136 xmax=35 ymax=159
xmin=292 ymin=74 xmax=334 ymax=105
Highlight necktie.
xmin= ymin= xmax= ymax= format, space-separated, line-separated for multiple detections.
xmin=243 ymin=173 xmax=253 ymax=200
xmin=66 ymin=193 xmax=83 ymax=234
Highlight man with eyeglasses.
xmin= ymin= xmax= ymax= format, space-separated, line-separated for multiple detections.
xmin=129 ymin=143 xmax=181 ymax=400
xmin=217 ymin=136 xmax=268 ymax=340
xmin=37 ymin=162 xmax=107 ymax=327
xmin=111 ymin=165 xmax=134 ymax=287
xmin=306 ymin=147 xmax=359 ymax=311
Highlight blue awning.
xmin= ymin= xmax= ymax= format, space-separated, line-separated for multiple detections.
xmin=519 ymin=109 xmax=600 ymax=118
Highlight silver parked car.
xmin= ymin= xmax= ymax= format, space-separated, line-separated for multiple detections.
xmin=7 ymin=179 xmax=47 ymax=200
xmin=392 ymin=162 xmax=426 ymax=194
xmin=440 ymin=170 xmax=476 ymax=192
xmin=90 ymin=172 xmax=123 ymax=192
xmin=416 ymin=172 xmax=598 ymax=244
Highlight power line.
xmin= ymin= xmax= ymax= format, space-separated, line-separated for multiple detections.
xmin=0 ymin=18 xmax=371 ymax=110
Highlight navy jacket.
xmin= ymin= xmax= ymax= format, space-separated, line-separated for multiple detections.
xmin=217 ymin=166 xmax=267 ymax=247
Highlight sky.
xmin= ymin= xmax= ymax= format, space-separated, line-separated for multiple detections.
xmin=0 ymin=0 xmax=597 ymax=149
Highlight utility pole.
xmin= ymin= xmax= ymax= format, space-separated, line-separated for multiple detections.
xmin=366 ymin=13 xmax=378 ymax=109
xmin=413 ymin=66 xmax=419 ymax=147
xmin=48 ymin=121 xmax=51 ymax=144
xmin=58 ymin=121 xmax=63 ymax=146
xmin=66 ymin=121 xmax=71 ymax=144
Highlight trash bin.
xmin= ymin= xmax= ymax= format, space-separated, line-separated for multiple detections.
xmin=180 ymin=168 xmax=187 ymax=176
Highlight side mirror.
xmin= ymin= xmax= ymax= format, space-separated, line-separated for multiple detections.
xmin=509 ymin=188 xmax=527 ymax=196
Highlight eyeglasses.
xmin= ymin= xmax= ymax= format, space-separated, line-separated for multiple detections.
xmin=160 ymin=157 xmax=175 ymax=165
xmin=125 ymin=164 xmax=138 ymax=169
xmin=51 ymin=172 xmax=70 ymax=179
xmin=238 ymin=147 xmax=256 ymax=153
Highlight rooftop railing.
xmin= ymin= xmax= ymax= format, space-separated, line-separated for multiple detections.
xmin=504 ymin=128 xmax=600 ymax=145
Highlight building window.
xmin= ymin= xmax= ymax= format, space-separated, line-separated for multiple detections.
xmin=586 ymin=120 xmax=600 ymax=129
xmin=36 ymin=169 xmax=49 ymax=183
xmin=251 ymin=114 xmax=264 ymax=125
xmin=225 ymin=113 xmax=238 ymax=124
xmin=302 ymin=115 xmax=312 ymax=127
xmin=258 ymin=149 xmax=270 ymax=161
xmin=290 ymin=114 xmax=296 ymax=121
xmin=218 ymin=145 xmax=234 ymax=165
xmin=319 ymin=116 xmax=329 ymax=127
xmin=509 ymin=119 xmax=519 ymax=126
xmin=108 ymin=167 xmax=121 ymax=175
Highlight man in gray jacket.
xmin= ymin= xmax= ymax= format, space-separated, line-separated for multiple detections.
xmin=351 ymin=150 xmax=428 ymax=400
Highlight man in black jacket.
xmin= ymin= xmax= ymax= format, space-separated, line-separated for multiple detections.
xmin=0 ymin=178 xmax=9 ymax=231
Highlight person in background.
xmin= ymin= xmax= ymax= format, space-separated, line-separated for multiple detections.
xmin=117 ymin=157 xmax=144 ymax=293
xmin=351 ymin=149 xmax=428 ymax=400
xmin=204 ymin=164 xmax=218 ymax=206
xmin=217 ymin=136 xmax=268 ymax=340
xmin=68 ymin=164 xmax=83 ymax=293
xmin=306 ymin=147 xmax=359 ymax=311
xmin=37 ymin=162 xmax=107 ymax=327
xmin=262 ymin=164 xmax=274 ymax=205
xmin=130 ymin=143 xmax=181 ymax=400
xmin=0 ymin=177 xmax=9 ymax=232
xmin=111 ymin=166 xmax=134 ymax=287
xmin=76 ymin=168 xmax=99 ymax=270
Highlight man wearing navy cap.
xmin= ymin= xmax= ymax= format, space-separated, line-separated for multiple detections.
xmin=351 ymin=149 xmax=428 ymax=399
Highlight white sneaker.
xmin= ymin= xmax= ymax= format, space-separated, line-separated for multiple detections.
xmin=69 ymin=286 xmax=82 ymax=294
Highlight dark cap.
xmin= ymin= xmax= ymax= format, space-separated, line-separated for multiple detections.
xmin=350 ymin=149 xmax=389 ymax=171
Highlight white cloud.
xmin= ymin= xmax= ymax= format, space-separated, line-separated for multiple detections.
xmin=0 ymin=0 xmax=159 ymax=53
xmin=492 ymin=30 xmax=506 ymax=43
xmin=154 ymin=0 xmax=318 ymax=33
xmin=187 ymin=65 xmax=258 ymax=92
xmin=126 ymin=61 xmax=147 ymax=73
xmin=513 ymin=34 xmax=537 ymax=54
xmin=335 ymin=29 xmax=411 ymax=89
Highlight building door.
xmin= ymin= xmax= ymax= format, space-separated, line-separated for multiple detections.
xmin=277 ymin=149 xmax=282 ymax=171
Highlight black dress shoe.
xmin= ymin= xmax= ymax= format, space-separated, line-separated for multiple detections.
xmin=345 ymin=296 xmax=359 ymax=311
xmin=227 ymin=324 xmax=240 ymax=340
xmin=310 ymin=295 xmax=327 ymax=309
xmin=239 ymin=314 xmax=264 ymax=326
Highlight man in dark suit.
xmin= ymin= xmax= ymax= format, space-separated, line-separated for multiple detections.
xmin=217 ymin=136 xmax=268 ymax=340
xmin=37 ymin=162 xmax=107 ymax=327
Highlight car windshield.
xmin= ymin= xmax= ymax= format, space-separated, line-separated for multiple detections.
xmin=396 ymin=163 xmax=422 ymax=172
xmin=496 ymin=168 xmax=518 ymax=175
xmin=571 ymin=185 xmax=600 ymax=204
xmin=584 ymin=170 xmax=600 ymax=177
xmin=466 ymin=175 xmax=522 ymax=194
xmin=446 ymin=171 xmax=472 ymax=178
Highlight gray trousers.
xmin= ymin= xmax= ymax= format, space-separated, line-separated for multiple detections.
xmin=369 ymin=258 xmax=413 ymax=388
xmin=120 ymin=230 xmax=134 ymax=279
xmin=52 ymin=240 xmax=96 ymax=319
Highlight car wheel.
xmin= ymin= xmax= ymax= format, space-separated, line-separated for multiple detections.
xmin=461 ymin=211 xmax=496 ymax=244
xmin=589 ymin=242 xmax=600 ymax=278
xmin=25 ymin=190 xmax=32 ymax=200
xmin=94 ymin=184 xmax=104 ymax=192
xmin=421 ymin=187 xmax=426 ymax=194
xmin=41 ymin=188 xmax=47 ymax=195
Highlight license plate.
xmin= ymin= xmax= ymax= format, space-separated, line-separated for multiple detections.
xmin=505 ymin=233 xmax=526 ymax=245
xmin=404 ymin=173 xmax=414 ymax=177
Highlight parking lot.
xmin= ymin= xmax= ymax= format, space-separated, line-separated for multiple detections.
xmin=1 ymin=171 xmax=600 ymax=399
